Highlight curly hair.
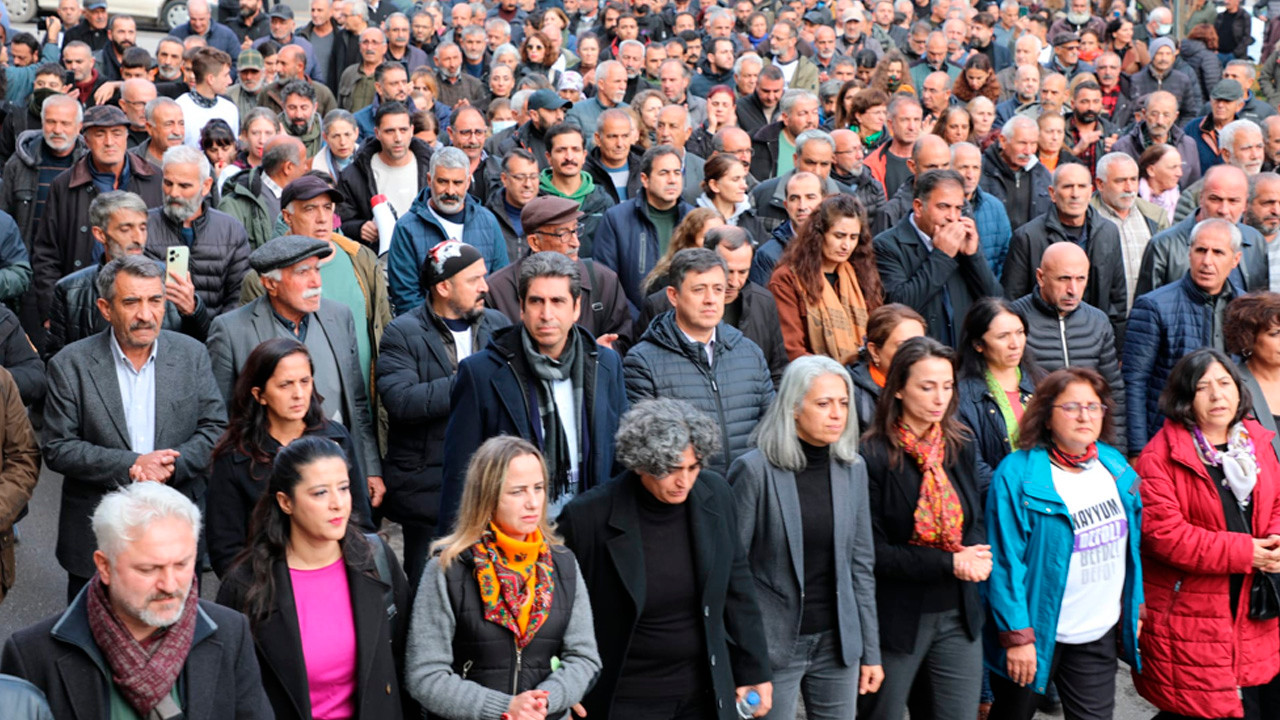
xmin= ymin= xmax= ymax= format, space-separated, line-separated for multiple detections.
xmin=953 ymin=53 xmax=1001 ymax=103
xmin=1225 ymin=292 xmax=1280 ymax=358
xmin=869 ymin=50 xmax=912 ymax=95
xmin=776 ymin=194 xmax=884 ymax=308
xmin=615 ymin=399 xmax=722 ymax=477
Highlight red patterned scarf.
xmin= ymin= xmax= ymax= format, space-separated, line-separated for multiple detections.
xmin=471 ymin=524 xmax=555 ymax=649
xmin=1049 ymin=442 xmax=1098 ymax=469
xmin=85 ymin=573 xmax=198 ymax=716
xmin=897 ymin=421 xmax=966 ymax=551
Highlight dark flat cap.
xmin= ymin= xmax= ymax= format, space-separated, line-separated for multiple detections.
xmin=1052 ymin=31 xmax=1080 ymax=46
xmin=528 ymin=89 xmax=572 ymax=111
xmin=1211 ymin=78 xmax=1245 ymax=101
xmin=268 ymin=5 xmax=294 ymax=19
xmin=521 ymin=196 xmax=583 ymax=234
xmin=249 ymin=235 xmax=333 ymax=274
xmin=82 ymin=105 xmax=129 ymax=129
xmin=804 ymin=8 xmax=833 ymax=25
xmin=281 ymin=176 xmax=346 ymax=210
xmin=85 ymin=0 xmax=106 ymax=8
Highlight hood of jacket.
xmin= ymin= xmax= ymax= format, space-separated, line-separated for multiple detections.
xmin=16 ymin=128 xmax=87 ymax=168
xmin=539 ymin=167 xmax=597 ymax=202
xmin=408 ymin=187 xmax=484 ymax=225
xmin=638 ymin=307 xmax=745 ymax=364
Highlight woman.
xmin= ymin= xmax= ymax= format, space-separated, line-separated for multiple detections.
xmin=746 ymin=12 xmax=770 ymax=50
xmin=688 ymin=85 xmax=738 ymax=159
xmin=311 ymin=109 xmax=358 ymax=183
xmin=492 ymin=43 xmax=521 ymax=74
xmin=695 ymin=153 xmax=759 ymax=231
xmin=488 ymin=63 xmax=515 ymax=101
xmin=1181 ymin=24 xmax=1223 ymax=102
xmin=858 ymin=336 xmax=991 ymax=720
xmin=631 ymin=89 xmax=666 ymax=148
xmin=1227 ymin=293 xmax=1280 ymax=461
xmin=216 ymin=436 xmax=415 ymax=720
xmin=870 ymin=50 xmax=913 ymax=96
xmin=642 ymin=207 xmax=725 ymax=295
xmin=984 ymin=368 xmax=1143 ymax=720
xmin=1079 ymin=29 xmax=1102 ymax=63
xmin=1036 ymin=113 xmax=1079 ymax=173
xmin=200 ymin=118 xmax=238 ymax=201
xmin=731 ymin=357 xmax=885 ymax=720
xmin=207 ymin=338 xmax=374 ymax=578
xmin=519 ymin=31 xmax=559 ymax=85
xmin=404 ymin=436 xmax=601 ymax=720
xmin=848 ymin=304 xmax=927 ymax=436
xmin=1139 ymin=143 xmax=1183 ymax=221
xmin=770 ymin=194 xmax=884 ymax=362
xmin=956 ymin=298 xmax=1040 ymax=474
xmin=953 ymin=54 xmax=1001 ymax=103
xmin=1105 ymin=17 xmax=1149 ymax=73
xmin=576 ymin=33 xmax=600 ymax=86
xmin=968 ymin=97 xmax=1000 ymax=149
xmin=558 ymin=398 xmax=774 ymax=719
xmin=234 ymin=108 xmax=280 ymax=172
xmin=932 ymin=107 xmax=973 ymax=145
xmin=1133 ymin=348 xmax=1280 ymax=720
xmin=843 ymin=88 xmax=889 ymax=150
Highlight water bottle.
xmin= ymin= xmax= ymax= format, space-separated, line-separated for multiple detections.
xmin=370 ymin=194 xmax=398 ymax=257
xmin=736 ymin=689 xmax=761 ymax=718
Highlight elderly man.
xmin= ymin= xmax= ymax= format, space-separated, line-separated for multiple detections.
xmin=584 ymin=112 xmax=641 ymax=205
xmin=881 ymin=134 xmax=951 ymax=231
xmin=1129 ymin=38 xmax=1200 ymax=126
xmin=33 ymin=105 xmax=162 ymax=321
xmin=995 ymin=36 xmax=1047 ymax=100
xmin=1245 ymin=172 xmax=1280 ymax=290
xmin=1091 ymin=152 xmax=1172 ymax=309
xmin=338 ymin=27 xmax=385 ymax=111
xmin=433 ymin=41 xmax=488 ymax=108
xmin=119 ymin=78 xmax=157 ymax=148
xmin=567 ymin=60 xmax=628 ymax=148
xmin=994 ymin=65 xmax=1042 ymax=126
xmin=1125 ymin=219 xmax=1244 ymax=449
xmin=1 ymin=482 xmax=272 ymax=718
xmin=48 ymin=191 xmax=211 ymax=359
xmin=258 ymin=43 xmax=338 ymax=118
xmin=384 ymin=12 xmax=428 ymax=72
xmin=41 ymin=255 xmax=225 ymax=600
xmin=1186 ymin=79 xmax=1250 ymax=175
xmin=1173 ymin=119 xmax=1266 ymax=222
xmin=951 ymin=141 xmax=1012 ymax=278
xmin=980 ymin=115 xmax=1052 ymax=231
xmin=1046 ymin=30 xmax=1094 ymax=79
xmin=227 ymin=49 xmax=268 ymax=122
xmin=1112 ymin=90 xmax=1201 ymax=190
xmin=658 ymin=58 xmax=707 ymax=130
xmin=336 ymin=101 xmax=433 ymax=246
xmin=750 ymin=171 xmax=827 ymax=284
xmin=219 ymin=135 xmax=309 ymax=249
xmin=171 ymin=0 xmax=243 ymax=68
xmin=446 ymin=104 xmax=498 ymax=201
xmin=208 ymin=234 xmax=383 ymax=510
xmin=134 ymin=97 xmax=186 ymax=168
xmin=1223 ymin=60 xmax=1276 ymax=126
xmin=920 ymin=71 xmax=954 ymax=127
xmin=1003 ymin=162 xmax=1129 ymax=346
xmin=910 ymin=31 xmax=962 ymax=92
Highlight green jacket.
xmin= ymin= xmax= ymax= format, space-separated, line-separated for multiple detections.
xmin=217 ymin=168 xmax=273 ymax=249
xmin=537 ymin=169 xmax=614 ymax=257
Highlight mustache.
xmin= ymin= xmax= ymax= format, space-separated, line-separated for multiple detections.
xmin=301 ymin=288 xmax=322 ymax=299
xmin=438 ymin=193 xmax=464 ymax=205
xmin=130 ymin=320 xmax=157 ymax=332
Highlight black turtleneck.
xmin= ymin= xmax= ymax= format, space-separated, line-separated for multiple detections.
xmin=798 ymin=440 xmax=838 ymax=634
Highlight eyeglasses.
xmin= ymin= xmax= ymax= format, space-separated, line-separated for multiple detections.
xmin=538 ymin=227 xmax=580 ymax=240
xmin=507 ymin=173 xmax=539 ymax=184
xmin=1053 ymin=402 xmax=1106 ymax=417
xmin=452 ymin=128 xmax=485 ymax=137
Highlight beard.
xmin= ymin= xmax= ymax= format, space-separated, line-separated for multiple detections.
xmin=112 ymin=40 xmax=134 ymax=55
xmin=163 ymin=193 xmax=203 ymax=224
xmin=1076 ymin=110 xmax=1099 ymax=124
xmin=239 ymin=3 xmax=259 ymax=19
xmin=289 ymin=116 xmax=311 ymax=134
xmin=433 ymin=193 xmax=465 ymax=214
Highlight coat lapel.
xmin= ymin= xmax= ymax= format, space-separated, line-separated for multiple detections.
xmin=771 ymin=467 xmax=805 ymax=590
xmin=182 ymin=631 xmax=223 ymax=720
xmin=255 ymin=562 xmax=313 ymax=720
xmin=86 ymin=333 xmax=130 ymax=447
xmin=829 ymin=460 xmax=852 ymax=578
xmin=690 ymin=479 xmax=720 ymax=601
xmin=152 ymin=340 xmax=182 ymax=450
xmin=56 ymin=654 xmax=104 ymax=720
xmin=349 ymin=561 xmax=390 ymax=711
xmin=606 ymin=479 xmax=646 ymax=612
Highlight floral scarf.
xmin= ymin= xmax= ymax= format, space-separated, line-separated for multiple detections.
xmin=897 ymin=422 xmax=965 ymax=551
xmin=1193 ymin=423 xmax=1259 ymax=508
xmin=471 ymin=524 xmax=555 ymax=649
xmin=1049 ymin=442 xmax=1098 ymax=469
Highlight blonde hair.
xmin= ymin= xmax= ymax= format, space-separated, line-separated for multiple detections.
xmin=431 ymin=435 xmax=562 ymax=568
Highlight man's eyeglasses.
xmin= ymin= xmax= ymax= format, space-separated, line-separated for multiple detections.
xmin=538 ymin=227 xmax=580 ymax=241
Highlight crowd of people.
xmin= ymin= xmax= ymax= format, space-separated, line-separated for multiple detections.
xmin=2 ymin=0 xmax=1280 ymax=718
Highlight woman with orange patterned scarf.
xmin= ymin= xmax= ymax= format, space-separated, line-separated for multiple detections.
xmin=405 ymin=435 xmax=601 ymax=720
xmin=858 ymin=336 xmax=992 ymax=720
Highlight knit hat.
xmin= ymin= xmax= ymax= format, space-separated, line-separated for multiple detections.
xmin=1149 ymin=37 xmax=1176 ymax=56
xmin=420 ymin=240 xmax=485 ymax=291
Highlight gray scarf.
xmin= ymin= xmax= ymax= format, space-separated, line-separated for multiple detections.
xmin=521 ymin=328 xmax=586 ymax=500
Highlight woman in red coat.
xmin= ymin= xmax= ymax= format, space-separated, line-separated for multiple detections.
xmin=1134 ymin=348 xmax=1280 ymax=719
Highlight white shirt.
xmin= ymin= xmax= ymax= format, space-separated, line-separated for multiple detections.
xmin=370 ymin=154 xmax=419 ymax=220
xmin=109 ymin=331 xmax=158 ymax=455
xmin=680 ymin=325 xmax=717 ymax=366
xmin=450 ymin=327 xmax=473 ymax=360
xmin=1051 ymin=460 xmax=1128 ymax=644
xmin=176 ymin=92 xmax=241 ymax=149
xmin=426 ymin=203 xmax=464 ymax=243
xmin=776 ymin=57 xmax=799 ymax=86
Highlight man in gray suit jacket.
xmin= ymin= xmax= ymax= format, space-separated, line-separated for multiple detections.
xmin=43 ymin=255 xmax=226 ymax=601
xmin=206 ymin=235 xmax=384 ymax=508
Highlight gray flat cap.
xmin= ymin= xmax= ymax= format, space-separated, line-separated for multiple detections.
xmin=249 ymin=235 xmax=333 ymax=274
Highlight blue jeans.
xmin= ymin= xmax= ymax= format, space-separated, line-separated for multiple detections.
xmin=766 ymin=630 xmax=859 ymax=720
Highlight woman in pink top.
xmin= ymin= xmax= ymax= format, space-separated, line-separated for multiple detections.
xmin=216 ymin=436 xmax=416 ymax=720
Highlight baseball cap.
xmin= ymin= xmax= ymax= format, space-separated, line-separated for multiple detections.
xmin=238 ymin=49 xmax=265 ymax=71
xmin=528 ymin=88 xmax=572 ymax=111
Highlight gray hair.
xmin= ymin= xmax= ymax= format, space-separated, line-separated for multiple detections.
xmin=670 ymin=248 xmax=727 ymax=289
xmin=1250 ymin=171 xmax=1280 ymax=198
xmin=323 ymin=107 xmax=357 ymax=133
xmin=660 ymin=103 xmax=691 ymax=131
xmin=162 ymin=144 xmax=212 ymax=183
xmin=96 ymin=254 xmax=164 ymax=302
xmin=517 ymin=250 xmax=581 ymax=302
xmin=242 ymin=106 xmax=280 ymax=133
xmin=598 ymin=106 xmax=635 ymax=130
xmin=1095 ymin=151 xmax=1136 ymax=182
xmin=347 ymin=0 xmax=367 ymax=19
xmin=619 ymin=39 xmax=646 ymax=55
xmin=492 ymin=43 xmax=519 ymax=68
xmin=92 ymin=481 xmax=202 ymax=565
xmin=703 ymin=225 xmax=751 ymax=252
xmin=615 ymin=398 xmax=722 ymax=477
xmin=1221 ymin=119 xmax=1263 ymax=159
xmin=753 ymin=357 xmax=861 ymax=470
xmin=1226 ymin=59 xmax=1258 ymax=81
xmin=42 ymin=93 xmax=83 ymax=124
xmin=143 ymin=96 xmax=180 ymax=124
xmin=89 ymin=190 xmax=148 ymax=232
xmin=596 ymin=59 xmax=624 ymax=80
xmin=460 ymin=24 xmax=485 ymax=40
xmin=734 ymin=52 xmax=763 ymax=75
xmin=434 ymin=41 xmax=460 ymax=59
xmin=779 ymin=89 xmax=818 ymax=115
xmin=950 ymin=141 xmax=981 ymax=164
xmin=429 ymin=145 xmax=470 ymax=178
xmin=1190 ymin=217 xmax=1244 ymax=253
xmin=795 ymin=128 xmax=835 ymax=156
xmin=1001 ymin=114 xmax=1037 ymax=140
xmin=262 ymin=139 xmax=304 ymax=174
xmin=485 ymin=17 xmax=510 ymax=34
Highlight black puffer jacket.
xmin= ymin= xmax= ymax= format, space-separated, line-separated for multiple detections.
xmin=336 ymin=137 xmax=433 ymax=242
xmin=955 ymin=372 xmax=1036 ymax=473
xmin=45 ymin=262 xmax=212 ymax=361
xmin=143 ymin=204 xmax=251 ymax=317
xmin=1128 ymin=65 xmax=1202 ymax=125
xmin=0 ymin=305 xmax=45 ymax=406
xmin=622 ymin=311 xmax=774 ymax=474
xmin=375 ymin=304 xmax=510 ymax=526
xmin=0 ymin=131 xmax=89 ymax=245
xmin=1178 ymin=38 xmax=1221 ymax=105
xmin=848 ymin=358 xmax=880 ymax=437
xmin=1010 ymin=291 xmax=1127 ymax=453
xmin=978 ymin=144 xmax=1051 ymax=232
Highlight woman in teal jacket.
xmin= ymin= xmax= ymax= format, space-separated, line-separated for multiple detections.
xmin=984 ymin=367 xmax=1143 ymax=720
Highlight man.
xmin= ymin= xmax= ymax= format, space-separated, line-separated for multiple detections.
xmin=595 ymin=145 xmax=695 ymax=315
xmin=1223 ymin=60 xmax=1277 ymax=126
xmin=617 ymin=39 xmax=647 ymax=102
xmin=64 ymin=0 xmax=108 ymax=51
xmin=1010 ymin=241 xmax=1126 ymax=446
xmin=1004 ymin=163 xmax=1129 ymax=346
xmin=1129 ymin=38 xmax=1200 ymax=126
xmin=952 ymin=141 xmax=1013 ymax=279
xmin=135 ymin=97 xmax=186 ymax=169
xmin=1125 ymin=219 xmax=1244 ymax=449
xmin=733 ymin=52 xmax=764 ymax=99
xmin=487 ymin=148 xmax=540 ymax=260
xmin=995 ymin=36 xmax=1047 ymax=101
xmin=447 ymin=104 xmax=498 ymax=202
xmin=1266 ymin=116 xmax=1280 ymax=172
xmin=980 ymin=116 xmax=1053 ymax=231
xmin=969 ymin=11 xmax=1012 ymax=72
xmin=491 ymin=89 xmax=571 ymax=171
xmin=1176 ymin=118 xmax=1269 ymax=221
xmin=1045 ymin=31 xmax=1094 ymax=80
xmin=0 ymin=94 xmax=86 ymax=251
xmin=872 ymin=0 xmax=910 ymax=49
xmin=641 ymin=43 xmax=667 ymax=89
xmin=258 ymin=43 xmax=338 ymax=118
xmin=1187 ymin=79 xmax=1249 ymax=175
xmin=0 ymin=62 xmax=70 ymax=161
xmin=567 ymin=60 xmax=627 ymax=145
xmin=875 ymin=169 xmax=1002 ymax=345
xmin=338 ymin=27 xmax=385 ymax=111
xmin=654 ymin=104 xmax=707 ymax=205
xmin=1089 ymin=52 xmax=1135 ymax=129
xmin=278 ymin=80 xmax=324 ymax=156
xmin=171 ymin=0 xmax=242 ymax=70
xmin=1021 ymin=72 xmax=1069 ymax=118
xmin=1135 ymin=5 xmax=1173 ymax=45
xmin=1246 ymin=172 xmax=1280 ymax=290
xmin=1112 ymin=90 xmax=1201 ymax=189
xmin=690 ymin=37 xmax=736 ymax=97
xmin=207 ymin=234 xmax=383 ymax=510
xmin=750 ymin=171 xmax=826 ymax=284
xmin=658 ymin=59 xmax=707 ymax=130
xmin=95 ymin=16 xmax=136 ymax=83
xmin=459 ymin=25 xmax=489 ymax=78
xmin=175 ymin=47 xmax=240 ymax=148
xmin=64 ymin=41 xmax=106 ymax=106
xmin=433 ymin=42 xmax=487 ymax=109
xmin=1064 ymin=81 xmax=1116 ymax=175
xmin=41 ymin=255 xmax=225 ymax=599
xmin=154 ymin=36 xmax=187 ymax=84
xmin=832 ymin=128 xmax=887 ymax=222
xmin=736 ymin=64 xmax=785 ymax=136
xmin=1091 ymin=152 xmax=1172 ymax=309
xmin=33 ymin=105 xmax=162 ymax=321
xmin=227 ymin=0 xmax=270 ymax=43
xmin=866 ymin=94 xmax=923 ymax=198
xmin=486 ymin=195 xmax=632 ymax=346
xmin=881 ymin=134 xmax=952 ymax=231
xmin=384 ymin=12 xmax=428 ymax=72
xmin=252 ymin=4 xmax=320 ymax=80
xmin=300 ymin=0 xmax=348 ymax=92
xmin=538 ymin=124 xmax=614 ymax=257
xmin=336 ymin=101 xmax=434 ymax=247
xmin=220 ymin=135 xmax=308 ymax=249
xmin=48 ymin=191 xmax=211 ymax=359
xmin=623 ymin=247 xmax=774 ymax=475
xmin=440 ymin=250 xmax=627 ymax=529
xmin=1 ymin=482 xmax=272 ymax=717
xmin=1137 ymin=165 xmax=1269 ymax=296
xmin=387 ymin=147 xmax=510 ymax=314
xmin=994 ymin=65 xmax=1042 ymax=126
xmin=909 ymin=31 xmax=962 ymax=94
xmin=352 ymin=61 xmax=412 ymax=142
xmin=227 ymin=49 xmax=268 ymax=123
xmin=119 ymin=78 xmax=157 ymax=148
xmin=919 ymin=71 xmax=955 ymax=128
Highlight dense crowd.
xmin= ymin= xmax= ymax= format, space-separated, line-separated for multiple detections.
xmin=3 ymin=0 xmax=1280 ymax=718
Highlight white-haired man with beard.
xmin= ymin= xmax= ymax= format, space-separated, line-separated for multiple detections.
xmin=135 ymin=97 xmax=187 ymax=168
xmin=144 ymin=145 xmax=251 ymax=318
xmin=1 ymin=482 xmax=272 ymax=719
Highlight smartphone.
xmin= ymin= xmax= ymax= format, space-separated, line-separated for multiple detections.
xmin=1019 ymin=6 xmax=1028 ymax=16
xmin=166 ymin=246 xmax=189 ymax=284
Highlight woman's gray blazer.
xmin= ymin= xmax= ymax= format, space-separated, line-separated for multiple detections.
xmin=1239 ymin=363 xmax=1280 ymax=462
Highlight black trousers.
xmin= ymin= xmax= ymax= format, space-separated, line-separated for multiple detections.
xmin=612 ymin=688 xmax=718 ymax=720
xmin=989 ymin=626 xmax=1118 ymax=720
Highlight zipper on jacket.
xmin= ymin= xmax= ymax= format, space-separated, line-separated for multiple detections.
xmin=511 ymin=640 xmax=523 ymax=696
xmin=707 ymin=374 xmax=731 ymax=469
xmin=462 ymin=660 xmax=472 ymax=679
xmin=1057 ymin=316 xmax=1070 ymax=365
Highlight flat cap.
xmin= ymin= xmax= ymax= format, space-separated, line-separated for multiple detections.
xmin=528 ymin=88 xmax=572 ymax=111
xmin=804 ymin=8 xmax=833 ymax=24
xmin=85 ymin=0 xmax=106 ymax=8
xmin=268 ymin=4 xmax=294 ymax=19
xmin=1211 ymin=78 xmax=1245 ymax=101
xmin=521 ymin=196 xmax=583 ymax=234
xmin=281 ymin=175 xmax=346 ymax=209
xmin=238 ymin=49 xmax=265 ymax=70
xmin=82 ymin=105 xmax=130 ymax=129
xmin=1051 ymin=31 xmax=1080 ymax=46
xmin=249 ymin=235 xmax=333 ymax=274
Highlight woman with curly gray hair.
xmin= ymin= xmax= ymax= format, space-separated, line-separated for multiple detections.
xmin=557 ymin=398 xmax=776 ymax=720
xmin=729 ymin=356 xmax=884 ymax=720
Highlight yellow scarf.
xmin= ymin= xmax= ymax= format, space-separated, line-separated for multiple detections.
xmin=474 ymin=523 xmax=548 ymax=635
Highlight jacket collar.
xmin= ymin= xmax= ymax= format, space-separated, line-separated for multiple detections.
xmin=68 ymin=151 xmax=154 ymax=190
xmin=1018 ymin=444 xmax=1138 ymax=507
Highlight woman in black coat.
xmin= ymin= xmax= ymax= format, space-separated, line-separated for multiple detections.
xmin=216 ymin=436 xmax=416 ymax=720
xmin=207 ymin=338 xmax=372 ymax=578
xmin=846 ymin=303 xmax=926 ymax=435
xmin=858 ymin=336 xmax=991 ymax=720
